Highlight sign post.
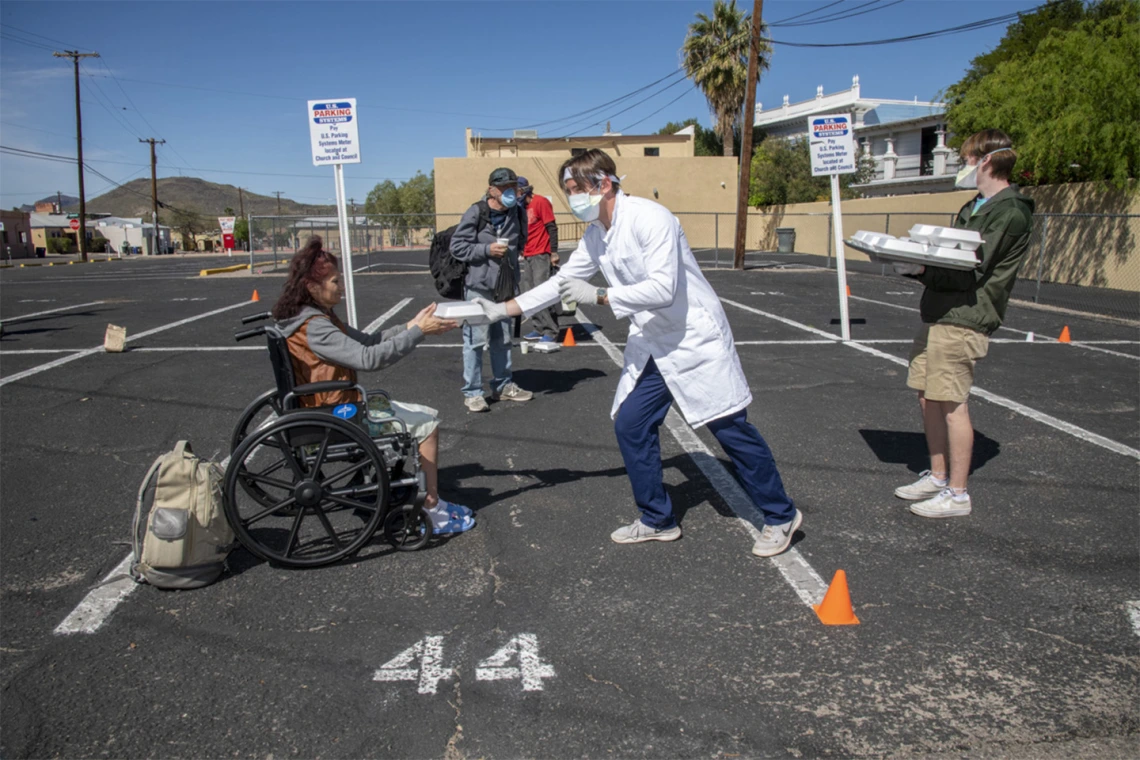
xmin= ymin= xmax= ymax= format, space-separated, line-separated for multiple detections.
xmin=308 ymin=98 xmax=361 ymax=327
xmin=219 ymin=216 xmax=236 ymax=257
xmin=808 ymin=113 xmax=857 ymax=341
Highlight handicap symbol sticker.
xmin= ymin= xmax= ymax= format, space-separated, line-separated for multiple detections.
xmin=333 ymin=403 xmax=357 ymax=419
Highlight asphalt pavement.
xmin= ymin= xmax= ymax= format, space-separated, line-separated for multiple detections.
xmin=1 ymin=251 xmax=1137 ymax=759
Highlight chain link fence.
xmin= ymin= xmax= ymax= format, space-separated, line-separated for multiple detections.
xmin=250 ymin=210 xmax=1139 ymax=322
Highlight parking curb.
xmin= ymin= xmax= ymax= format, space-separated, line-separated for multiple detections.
xmin=199 ymin=264 xmax=251 ymax=276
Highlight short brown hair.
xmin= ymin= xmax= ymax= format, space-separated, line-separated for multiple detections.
xmin=959 ymin=129 xmax=1016 ymax=181
xmin=558 ymin=149 xmax=621 ymax=194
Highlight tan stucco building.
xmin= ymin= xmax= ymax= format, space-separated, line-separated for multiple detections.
xmin=435 ymin=128 xmax=739 ymax=234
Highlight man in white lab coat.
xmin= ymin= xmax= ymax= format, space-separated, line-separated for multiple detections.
xmin=476 ymin=149 xmax=800 ymax=557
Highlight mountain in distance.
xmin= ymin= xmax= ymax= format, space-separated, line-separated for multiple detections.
xmin=62 ymin=177 xmax=334 ymax=220
xmin=20 ymin=194 xmax=79 ymax=212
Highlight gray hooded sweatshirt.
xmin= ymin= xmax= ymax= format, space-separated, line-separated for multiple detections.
xmin=448 ymin=198 xmax=525 ymax=293
xmin=275 ymin=305 xmax=423 ymax=371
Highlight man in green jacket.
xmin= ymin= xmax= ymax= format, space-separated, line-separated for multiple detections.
xmin=892 ymin=129 xmax=1035 ymax=518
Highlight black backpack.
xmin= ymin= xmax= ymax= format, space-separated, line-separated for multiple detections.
xmin=429 ymin=201 xmax=527 ymax=299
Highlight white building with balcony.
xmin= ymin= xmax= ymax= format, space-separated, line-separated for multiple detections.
xmin=754 ymin=76 xmax=960 ymax=196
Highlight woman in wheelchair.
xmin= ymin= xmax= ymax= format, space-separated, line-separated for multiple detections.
xmin=271 ymin=236 xmax=475 ymax=535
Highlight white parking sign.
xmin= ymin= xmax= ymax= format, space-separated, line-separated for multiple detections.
xmin=308 ymin=99 xmax=360 ymax=166
xmin=808 ymin=113 xmax=856 ymax=176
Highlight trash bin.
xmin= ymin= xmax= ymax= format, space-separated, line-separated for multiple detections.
xmin=35 ymin=246 xmax=46 ymax=258
xmin=776 ymin=227 xmax=796 ymax=253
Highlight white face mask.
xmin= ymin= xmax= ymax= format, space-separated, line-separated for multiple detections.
xmin=955 ymin=147 xmax=1013 ymax=189
xmin=568 ymin=191 xmax=603 ymax=222
xmin=954 ymin=162 xmax=979 ymax=189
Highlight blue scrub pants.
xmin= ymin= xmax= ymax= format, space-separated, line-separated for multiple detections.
xmin=613 ymin=357 xmax=795 ymax=530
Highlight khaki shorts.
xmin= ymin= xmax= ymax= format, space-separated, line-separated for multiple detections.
xmin=907 ymin=323 xmax=989 ymax=403
xmin=365 ymin=397 xmax=440 ymax=443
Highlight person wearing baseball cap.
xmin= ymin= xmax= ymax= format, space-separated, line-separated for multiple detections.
xmin=448 ymin=166 xmax=533 ymax=412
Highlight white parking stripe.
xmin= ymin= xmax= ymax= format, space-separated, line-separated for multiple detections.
xmin=0 ymin=301 xmax=251 ymax=388
xmin=364 ymin=298 xmax=412 ymax=333
xmin=1127 ymin=601 xmax=1140 ymax=639
xmin=722 ymin=298 xmax=1140 ymax=460
xmin=0 ymin=300 xmax=107 ymax=324
xmin=574 ymin=308 xmax=831 ymax=609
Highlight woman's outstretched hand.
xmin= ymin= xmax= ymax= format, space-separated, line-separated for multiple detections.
xmin=408 ymin=303 xmax=459 ymax=335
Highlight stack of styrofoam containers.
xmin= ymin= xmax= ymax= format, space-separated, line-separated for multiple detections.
xmin=845 ymin=226 xmax=982 ymax=271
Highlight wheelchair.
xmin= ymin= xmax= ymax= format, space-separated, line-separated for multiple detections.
xmin=227 ymin=312 xmax=432 ymax=568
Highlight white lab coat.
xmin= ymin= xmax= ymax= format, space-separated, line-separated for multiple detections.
xmin=515 ymin=191 xmax=752 ymax=428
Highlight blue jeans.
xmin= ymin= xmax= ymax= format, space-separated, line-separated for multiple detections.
xmin=462 ymin=286 xmax=512 ymax=397
xmin=614 ymin=358 xmax=795 ymax=530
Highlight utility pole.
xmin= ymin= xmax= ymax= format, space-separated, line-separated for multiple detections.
xmin=139 ymin=138 xmax=165 ymax=255
xmin=272 ymin=192 xmax=283 ymax=263
xmin=56 ymin=191 xmax=62 ymax=213
xmin=54 ymin=49 xmax=100 ymax=262
xmin=273 ymin=191 xmax=283 ymax=215
xmin=733 ymin=0 xmax=764 ymax=270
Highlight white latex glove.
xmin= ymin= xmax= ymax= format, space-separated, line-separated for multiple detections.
xmin=471 ymin=296 xmax=509 ymax=324
xmin=559 ymin=277 xmax=599 ymax=306
xmin=892 ymin=262 xmax=925 ymax=276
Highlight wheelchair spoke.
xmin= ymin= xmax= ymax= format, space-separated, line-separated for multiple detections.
xmin=283 ymin=506 xmax=307 ymax=558
xmin=240 ymin=468 xmax=293 ymax=492
xmin=310 ymin=504 xmax=345 ymax=550
xmin=243 ymin=496 xmax=298 ymax=527
xmin=273 ymin=432 xmax=308 ymax=480
xmin=319 ymin=458 xmax=371 ymax=488
xmin=308 ymin=430 xmax=332 ymax=478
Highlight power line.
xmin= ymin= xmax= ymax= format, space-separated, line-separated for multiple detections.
xmin=768 ymin=9 xmax=1028 ymax=47
xmin=566 ymin=76 xmax=695 ymax=137
xmin=767 ymin=0 xmax=847 ymax=25
xmin=618 ymin=86 xmax=698 ymax=133
xmin=774 ymin=0 xmax=883 ymax=27
xmin=0 ymin=22 xmax=79 ymax=48
xmin=776 ymin=0 xmax=910 ymax=28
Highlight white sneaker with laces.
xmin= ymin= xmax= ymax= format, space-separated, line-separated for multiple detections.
xmin=751 ymin=509 xmax=802 ymax=557
xmin=464 ymin=395 xmax=489 ymax=413
xmin=894 ymin=470 xmax=948 ymax=501
xmin=610 ymin=519 xmax=681 ymax=544
xmin=910 ymin=489 xmax=972 ymax=518
xmin=492 ymin=382 xmax=533 ymax=402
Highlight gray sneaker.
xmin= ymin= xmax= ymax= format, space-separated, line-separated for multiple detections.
xmin=752 ymin=510 xmax=802 ymax=557
xmin=464 ymin=395 xmax=489 ymax=413
xmin=894 ymin=470 xmax=947 ymax=501
xmin=910 ymin=489 xmax=972 ymax=518
xmin=610 ymin=519 xmax=682 ymax=544
xmin=492 ymin=382 xmax=533 ymax=402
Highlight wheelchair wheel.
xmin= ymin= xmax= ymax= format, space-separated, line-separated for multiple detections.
xmin=384 ymin=505 xmax=432 ymax=552
xmin=224 ymin=412 xmax=390 ymax=568
xmin=231 ymin=388 xmax=283 ymax=453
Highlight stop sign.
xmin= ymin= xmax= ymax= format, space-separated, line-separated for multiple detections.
xmin=69 ymin=218 xmax=80 ymax=231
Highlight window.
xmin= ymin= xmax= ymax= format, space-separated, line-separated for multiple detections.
xmin=571 ymin=148 xmax=587 ymax=157
xmin=644 ymin=147 xmax=660 ymax=157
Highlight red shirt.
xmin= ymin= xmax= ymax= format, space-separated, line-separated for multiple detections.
xmin=523 ymin=194 xmax=555 ymax=257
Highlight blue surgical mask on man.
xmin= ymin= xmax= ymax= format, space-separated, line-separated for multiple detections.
xmin=499 ymin=188 xmax=517 ymax=208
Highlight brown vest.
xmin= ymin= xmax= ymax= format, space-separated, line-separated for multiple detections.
xmin=285 ymin=313 xmax=359 ymax=408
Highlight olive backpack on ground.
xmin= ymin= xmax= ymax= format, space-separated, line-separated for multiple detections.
xmin=131 ymin=441 xmax=235 ymax=589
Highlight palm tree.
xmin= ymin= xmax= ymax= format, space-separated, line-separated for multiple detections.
xmin=682 ymin=0 xmax=771 ymax=157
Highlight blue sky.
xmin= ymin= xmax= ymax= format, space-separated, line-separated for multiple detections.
xmin=0 ymin=0 xmax=1043 ymax=209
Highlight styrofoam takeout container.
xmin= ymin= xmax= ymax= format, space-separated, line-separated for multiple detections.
xmin=434 ymin=301 xmax=486 ymax=322
xmin=908 ymin=224 xmax=983 ymax=251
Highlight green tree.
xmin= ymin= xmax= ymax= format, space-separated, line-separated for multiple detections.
xmin=749 ymin=137 xmax=875 ymax=207
xmin=171 ymin=209 xmax=201 ymax=251
xmin=656 ymin=118 xmax=723 ymax=156
xmin=946 ymin=0 xmax=1139 ymax=188
xmin=364 ymin=171 xmax=435 ymax=246
xmin=233 ymin=217 xmax=249 ymax=249
xmin=682 ymin=0 xmax=770 ymax=157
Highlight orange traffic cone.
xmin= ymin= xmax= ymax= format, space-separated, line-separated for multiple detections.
xmin=251 ymin=289 xmax=260 ymax=302
xmin=1058 ymin=325 xmax=1071 ymax=343
xmin=813 ymin=570 xmax=860 ymax=625
xmin=562 ymin=326 xmax=577 ymax=347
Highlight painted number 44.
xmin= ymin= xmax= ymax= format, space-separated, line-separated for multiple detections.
xmin=373 ymin=634 xmax=555 ymax=694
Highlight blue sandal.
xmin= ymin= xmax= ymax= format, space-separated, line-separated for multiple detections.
xmin=438 ymin=500 xmax=473 ymax=520
xmin=434 ymin=513 xmax=475 ymax=535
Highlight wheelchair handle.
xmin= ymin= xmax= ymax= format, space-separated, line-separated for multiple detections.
xmin=240 ymin=311 xmax=273 ymax=325
xmin=234 ymin=326 xmax=267 ymax=342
